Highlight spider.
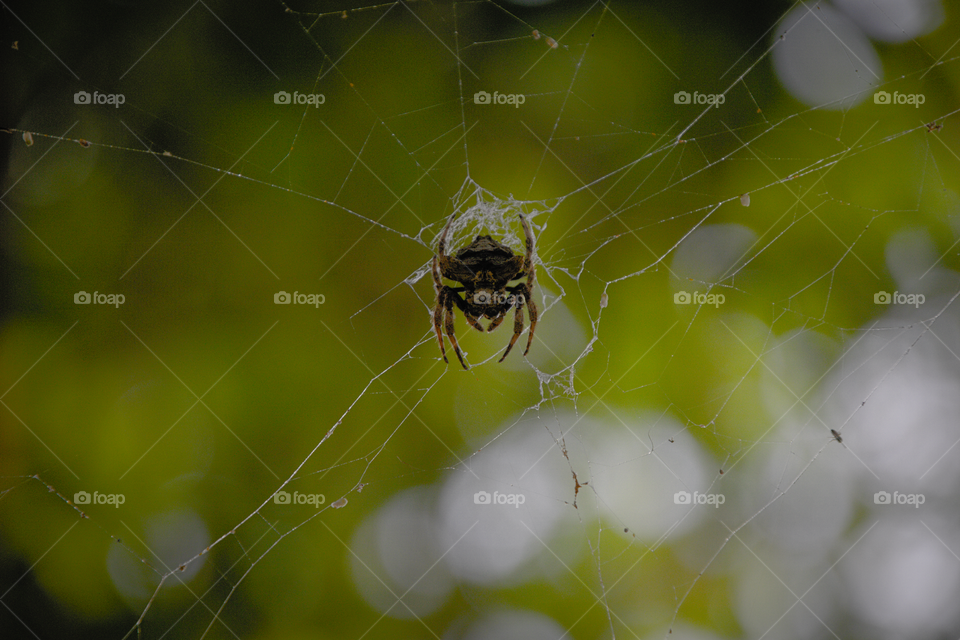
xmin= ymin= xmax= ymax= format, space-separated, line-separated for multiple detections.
xmin=431 ymin=212 xmax=538 ymax=369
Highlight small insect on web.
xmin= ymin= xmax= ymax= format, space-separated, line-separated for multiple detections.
xmin=431 ymin=212 xmax=538 ymax=369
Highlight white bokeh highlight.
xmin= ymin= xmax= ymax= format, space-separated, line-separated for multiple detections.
xmin=772 ymin=2 xmax=882 ymax=109
xmin=835 ymin=0 xmax=944 ymax=42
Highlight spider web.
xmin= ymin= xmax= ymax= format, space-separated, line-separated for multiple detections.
xmin=3 ymin=0 xmax=960 ymax=639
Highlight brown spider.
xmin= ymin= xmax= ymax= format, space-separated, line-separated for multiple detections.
xmin=431 ymin=213 xmax=538 ymax=369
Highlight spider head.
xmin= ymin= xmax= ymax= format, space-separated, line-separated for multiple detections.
xmin=475 ymin=269 xmax=497 ymax=285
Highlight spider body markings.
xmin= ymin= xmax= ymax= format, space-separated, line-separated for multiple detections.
xmin=431 ymin=213 xmax=538 ymax=369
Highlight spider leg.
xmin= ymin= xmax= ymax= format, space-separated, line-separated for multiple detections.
xmin=431 ymin=256 xmax=444 ymax=291
xmin=498 ymin=300 xmax=525 ymax=362
xmin=431 ymin=258 xmax=450 ymax=363
xmin=463 ymin=313 xmax=485 ymax=332
xmin=433 ymin=303 xmax=448 ymax=363
xmin=433 ymin=252 xmax=470 ymax=368
xmin=518 ymin=214 xmax=538 ymax=356
xmin=447 ymin=291 xmax=484 ymax=332
xmin=437 ymin=211 xmax=457 ymax=256
xmin=520 ymin=214 xmax=535 ymax=271
xmin=523 ymin=287 xmax=538 ymax=356
xmin=432 ymin=292 xmax=449 ymax=365
xmin=485 ymin=304 xmax=511 ymax=332
xmin=443 ymin=293 xmax=469 ymax=369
